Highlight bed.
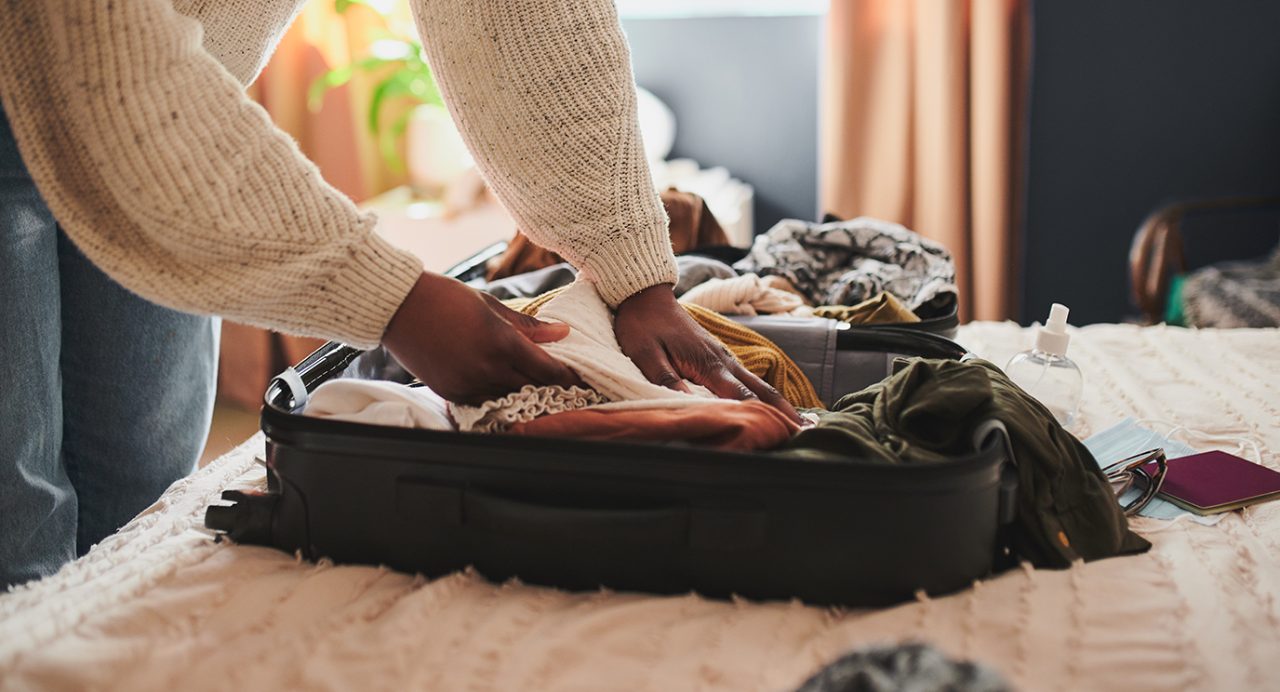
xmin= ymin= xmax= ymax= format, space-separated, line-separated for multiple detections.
xmin=2 ymin=323 xmax=1278 ymax=691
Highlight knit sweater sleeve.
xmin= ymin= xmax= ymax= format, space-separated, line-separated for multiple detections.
xmin=0 ymin=0 xmax=423 ymax=348
xmin=170 ymin=0 xmax=308 ymax=87
xmin=412 ymin=0 xmax=679 ymax=307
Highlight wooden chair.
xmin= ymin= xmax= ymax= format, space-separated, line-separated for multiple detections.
xmin=1129 ymin=195 xmax=1280 ymax=324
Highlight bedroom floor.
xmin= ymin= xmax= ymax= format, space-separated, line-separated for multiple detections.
xmin=199 ymin=403 xmax=259 ymax=467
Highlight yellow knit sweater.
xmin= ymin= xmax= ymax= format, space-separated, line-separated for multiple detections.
xmin=0 ymin=0 xmax=677 ymax=348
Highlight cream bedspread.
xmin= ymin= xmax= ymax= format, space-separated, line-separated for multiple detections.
xmin=2 ymin=323 xmax=1278 ymax=691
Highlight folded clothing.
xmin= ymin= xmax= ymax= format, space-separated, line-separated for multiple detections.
xmin=781 ymin=357 xmax=1149 ymax=568
xmin=812 ymin=292 xmax=920 ymax=325
xmin=453 ymin=282 xmax=725 ymax=431
xmin=307 ymin=379 xmax=454 ymax=430
xmin=514 ymin=284 xmax=823 ymax=409
xmin=679 ymin=274 xmax=812 ymax=316
xmin=309 ymin=282 xmax=820 ymax=438
xmin=734 ymin=216 xmax=956 ymax=311
xmin=508 ymin=400 xmax=801 ymax=452
xmin=507 ymin=281 xmax=718 ymax=403
xmin=759 ymin=274 xmax=811 ymax=305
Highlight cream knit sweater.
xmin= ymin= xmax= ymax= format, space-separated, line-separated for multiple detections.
xmin=0 ymin=0 xmax=677 ymax=348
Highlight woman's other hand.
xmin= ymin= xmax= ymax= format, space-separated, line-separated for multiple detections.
xmin=614 ymin=283 xmax=802 ymax=423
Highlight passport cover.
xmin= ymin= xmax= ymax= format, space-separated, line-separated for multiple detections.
xmin=1142 ymin=450 xmax=1280 ymax=515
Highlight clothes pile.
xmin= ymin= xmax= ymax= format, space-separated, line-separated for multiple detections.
xmin=732 ymin=216 xmax=957 ymax=313
xmin=310 ymin=280 xmax=817 ymax=448
xmin=477 ymin=200 xmax=958 ymax=325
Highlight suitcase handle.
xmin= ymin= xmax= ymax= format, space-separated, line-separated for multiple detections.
xmin=466 ymin=490 xmax=688 ymax=549
xmin=445 ymin=488 xmax=767 ymax=553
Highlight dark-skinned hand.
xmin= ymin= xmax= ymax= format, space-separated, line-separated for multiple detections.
xmin=382 ymin=272 xmax=582 ymax=405
xmin=614 ymin=283 xmax=802 ymax=423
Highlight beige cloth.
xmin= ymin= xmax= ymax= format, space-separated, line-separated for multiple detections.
xmin=306 ymin=379 xmax=454 ymax=430
xmin=819 ymin=0 xmax=1030 ymax=321
xmin=760 ymin=274 xmax=813 ymax=305
xmin=0 ymin=0 xmax=675 ymax=348
xmin=4 ymin=324 xmax=1279 ymax=691
xmin=679 ymin=274 xmax=812 ymax=316
xmin=513 ymin=286 xmax=826 ymax=410
xmin=451 ymin=281 xmax=721 ymax=432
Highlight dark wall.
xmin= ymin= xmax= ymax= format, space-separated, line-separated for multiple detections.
xmin=1023 ymin=0 xmax=1280 ymax=324
xmin=622 ymin=15 xmax=822 ymax=233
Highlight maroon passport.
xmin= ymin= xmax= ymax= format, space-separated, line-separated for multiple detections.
xmin=1142 ymin=450 xmax=1280 ymax=515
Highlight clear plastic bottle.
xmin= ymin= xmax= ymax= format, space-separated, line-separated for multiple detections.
xmin=1005 ymin=303 xmax=1083 ymax=428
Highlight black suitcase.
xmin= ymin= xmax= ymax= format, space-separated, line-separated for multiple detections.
xmin=206 ymin=324 xmax=1017 ymax=607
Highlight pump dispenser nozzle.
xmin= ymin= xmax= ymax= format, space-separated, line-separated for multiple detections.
xmin=1035 ymin=303 xmax=1071 ymax=356
xmin=1007 ymin=302 xmax=1083 ymax=428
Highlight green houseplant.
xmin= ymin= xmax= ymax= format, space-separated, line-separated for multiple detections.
xmin=308 ymin=0 xmax=457 ymax=179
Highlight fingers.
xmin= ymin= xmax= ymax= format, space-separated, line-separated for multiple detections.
xmin=730 ymin=362 xmax=802 ymax=423
xmin=677 ymin=346 xmax=804 ymax=424
xmin=697 ymin=361 xmax=759 ymax=402
xmin=483 ymin=293 xmax=570 ymax=343
xmin=508 ymin=335 xmax=585 ymax=389
xmin=631 ymin=345 xmax=693 ymax=394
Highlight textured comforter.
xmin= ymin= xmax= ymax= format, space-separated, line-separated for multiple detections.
xmin=2 ymin=323 xmax=1278 ymax=691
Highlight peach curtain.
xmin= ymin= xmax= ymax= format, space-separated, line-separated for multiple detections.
xmin=819 ymin=0 xmax=1030 ymax=321
xmin=219 ymin=0 xmax=409 ymax=409
xmin=251 ymin=0 xmax=413 ymax=202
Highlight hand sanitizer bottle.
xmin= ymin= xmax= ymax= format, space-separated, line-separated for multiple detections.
xmin=1005 ymin=303 xmax=1083 ymax=427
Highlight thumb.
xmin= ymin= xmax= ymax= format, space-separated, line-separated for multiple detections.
xmin=483 ymin=294 xmax=571 ymax=343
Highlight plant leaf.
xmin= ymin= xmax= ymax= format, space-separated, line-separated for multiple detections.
xmin=367 ymin=72 xmax=414 ymax=133
xmin=307 ymin=57 xmax=394 ymax=112
xmin=379 ymin=108 xmax=416 ymax=173
xmin=307 ymin=66 xmax=353 ymax=112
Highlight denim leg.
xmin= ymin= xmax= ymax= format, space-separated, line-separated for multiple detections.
xmin=0 ymin=112 xmax=76 ymax=588
xmin=58 ymin=233 xmax=219 ymax=554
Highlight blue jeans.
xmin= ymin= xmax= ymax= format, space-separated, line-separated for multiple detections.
xmin=0 ymin=108 xmax=218 ymax=588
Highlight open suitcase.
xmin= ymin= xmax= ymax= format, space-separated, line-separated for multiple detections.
xmin=206 ymin=319 xmax=1018 ymax=607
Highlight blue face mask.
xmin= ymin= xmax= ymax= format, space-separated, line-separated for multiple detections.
xmin=1084 ymin=418 xmax=1213 ymax=523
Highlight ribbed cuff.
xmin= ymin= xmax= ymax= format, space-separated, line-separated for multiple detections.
xmin=322 ymin=232 xmax=424 ymax=349
xmin=578 ymin=225 xmax=679 ymax=308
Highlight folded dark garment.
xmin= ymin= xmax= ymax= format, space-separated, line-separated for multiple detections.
xmin=483 ymin=263 xmax=578 ymax=300
xmin=672 ymin=255 xmax=736 ymax=296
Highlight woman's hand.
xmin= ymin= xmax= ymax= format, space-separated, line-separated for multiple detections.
xmin=382 ymin=272 xmax=582 ymax=404
xmin=614 ymin=283 xmax=802 ymax=422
